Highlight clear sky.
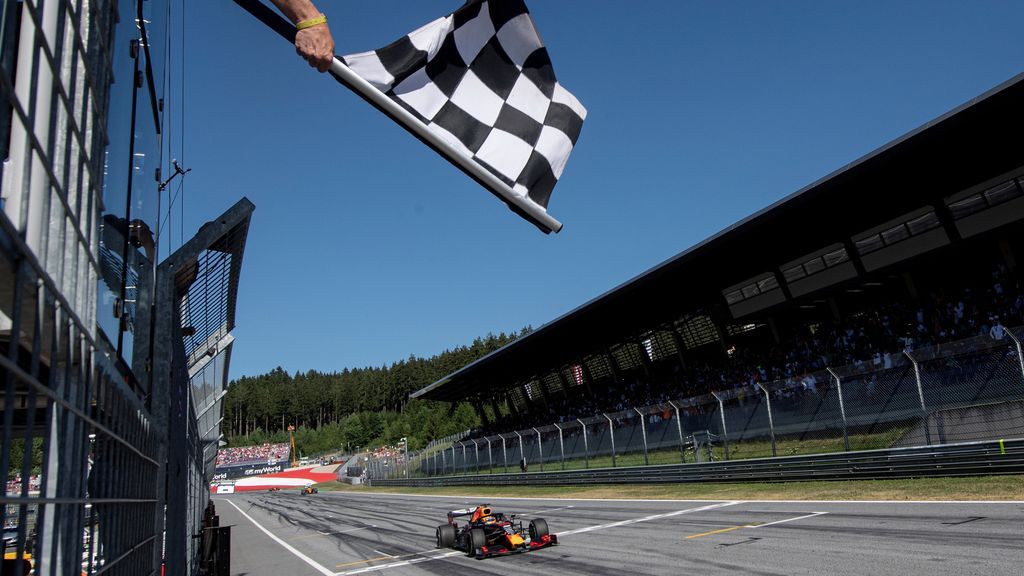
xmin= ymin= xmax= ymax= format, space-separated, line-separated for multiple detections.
xmin=168 ymin=1 xmax=1024 ymax=379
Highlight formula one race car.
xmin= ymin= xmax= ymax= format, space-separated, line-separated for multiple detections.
xmin=436 ymin=505 xmax=557 ymax=558
xmin=300 ymin=486 xmax=318 ymax=495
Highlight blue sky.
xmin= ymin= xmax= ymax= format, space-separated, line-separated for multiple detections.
xmin=169 ymin=1 xmax=1024 ymax=379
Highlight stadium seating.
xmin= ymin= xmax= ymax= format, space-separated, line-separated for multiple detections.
xmin=474 ymin=264 xmax=1022 ymax=437
xmin=215 ymin=443 xmax=290 ymax=467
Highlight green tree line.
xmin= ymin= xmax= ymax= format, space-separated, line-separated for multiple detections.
xmin=223 ymin=329 xmax=530 ymax=453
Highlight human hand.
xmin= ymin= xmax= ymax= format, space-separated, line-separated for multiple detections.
xmin=295 ymin=23 xmax=334 ymax=73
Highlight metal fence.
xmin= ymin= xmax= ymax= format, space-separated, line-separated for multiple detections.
xmin=369 ymin=328 xmax=1024 ymax=480
xmin=0 ymin=0 xmax=167 ymax=574
xmin=1 ymin=2 xmax=249 ymax=575
xmin=153 ymin=199 xmax=253 ymax=576
xmin=1 ymin=237 xmax=163 ymax=575
xmin=374 ymin=439 xmax=1024 ymax=487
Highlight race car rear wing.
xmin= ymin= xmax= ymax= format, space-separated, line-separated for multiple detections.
xmin=447 ymin=505 xmax=493 ymax=522
xmin=447 ymin=508 xmax=476 ymax=517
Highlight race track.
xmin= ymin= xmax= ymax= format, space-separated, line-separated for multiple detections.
xmin=215 ymin=490 xmax=1023 ymax=576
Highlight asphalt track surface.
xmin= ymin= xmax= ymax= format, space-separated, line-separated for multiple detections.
xmin=215 ymin=491 xmax=1024 ymax=576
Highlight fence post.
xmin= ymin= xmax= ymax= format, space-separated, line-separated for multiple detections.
xmin=667 ymin=401 xmax=685 ymax=463
xmin=502 ymin=435 xmax=508 ymax=473
xmin=534 ymin=427 xmax=544 ymax=472
xmin=826 ymin=367 xmax=850 ymax=452
xmin=757 ymin=385 xmax=777 ymax=457
xmin=433 ymin=451 xmax=438 ymax=476
xmin=473 ymin=439 xmax=480 ymax=474
xmin=555 ymin=424 xmax=565 ymax=470
xmin=441 ymin=448 xmax=446 ymax=475
xmin=451 ymin=445 xmax=456 ymax=475
xmin=515 ymin=431 xmax=524 ymax=472
xmin=1003 ymin=329 xmax=1024 ymax=389
xmin=577 ymin=418 xmax=589 ymax=469
xmin=904 ymin=349 xmax=932 ymax=445
xmin=486 ymin=437 xmax=493 ymax=473
xmin=635 ymin=407 xmax=649 ymax=465
xmin=710 ymin=392 xmax=730 ymax=460
xmin=604 ymin=414 xmax=617 ymax=468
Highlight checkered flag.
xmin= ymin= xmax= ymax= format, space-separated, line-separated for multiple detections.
xmin=340 ymin=0 xmax=586 ymax=232
xmin=234 ymin=0 xmax=585 ymax=233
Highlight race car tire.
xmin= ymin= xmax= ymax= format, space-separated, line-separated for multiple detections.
xmin=436 ymin=524 xmax=456 ymax=549
xmin=529 ymin=518 xmax=549 ymax=541
xmin=468 ymin=528 xmax=486 ymax=556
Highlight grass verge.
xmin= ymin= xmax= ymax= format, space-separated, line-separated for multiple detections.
xmin=313 ymin=474 xmax=1024 ymax=501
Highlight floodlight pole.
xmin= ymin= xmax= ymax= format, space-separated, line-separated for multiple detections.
xmin=400 ymin=437 xmax=408 ymax=477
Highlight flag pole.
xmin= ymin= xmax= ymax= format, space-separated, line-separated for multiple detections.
xmin=232 ymin=0 xmax=563 ymax=234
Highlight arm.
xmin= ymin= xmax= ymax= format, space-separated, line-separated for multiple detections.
xmin=269 ymin=0 xmax=335 ymax=72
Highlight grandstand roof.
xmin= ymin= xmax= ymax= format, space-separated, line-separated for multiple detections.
xmin=413 ymin=73 xmax=1024 ymax=403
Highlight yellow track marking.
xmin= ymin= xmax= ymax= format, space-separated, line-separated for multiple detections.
xmin=685 ymin=523 xmax=759 ymax=539
xmin=335 ymin=548 xmax=442 ymax=569
xmin=686 ymin=511 xmax=828 ymax=539
xmin=335 ymin=555 xmax=393 ymax=568
xmin=288 ymin=526 xmax=373 ymax=542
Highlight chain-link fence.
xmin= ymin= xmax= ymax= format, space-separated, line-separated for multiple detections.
xmin=369 ymin=328 xmax=1024 ymax=479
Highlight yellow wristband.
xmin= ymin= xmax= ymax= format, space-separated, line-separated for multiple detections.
xmin=296 ymin=14 xmax=327 ymax=30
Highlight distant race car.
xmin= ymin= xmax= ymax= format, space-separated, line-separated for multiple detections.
xmin=268 ymin=487 xmax=282 ymax=492
xmin=300 ymin=486 xmax=318 ymax=495
xmin=436 ymin=505 xmax=557 ymax=558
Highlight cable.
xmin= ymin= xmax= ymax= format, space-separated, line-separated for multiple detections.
xmin=159 ymin=178 xmax=185 ymax=234
xmin=180 ymin=0 xmax=187 ymax=250
xmin=164 ymin=0 xmax=173 ymax=250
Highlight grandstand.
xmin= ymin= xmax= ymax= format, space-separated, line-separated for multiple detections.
xmin=216 ymin=443 xmax=291 ymax=467
xmin=410 ymin=74 xmax=1024 ymax=464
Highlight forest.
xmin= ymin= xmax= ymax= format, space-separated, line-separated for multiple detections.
xmin=222 ymin=329 xmax=530 ymax=455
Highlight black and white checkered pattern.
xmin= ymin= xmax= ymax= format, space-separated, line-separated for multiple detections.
xmin=341 ymin=0 xmax=586 ymax=211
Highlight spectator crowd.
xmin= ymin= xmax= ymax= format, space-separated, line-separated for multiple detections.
xmin=4 ymin=475 xmax=41 ymax=496
xmin=369 ymin=445 xmax=403 ymax=460
xmin=215 ymin=442 xmax=290 ymax=467
xmin=475 ymin=264 xmax=1023 ymax=437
